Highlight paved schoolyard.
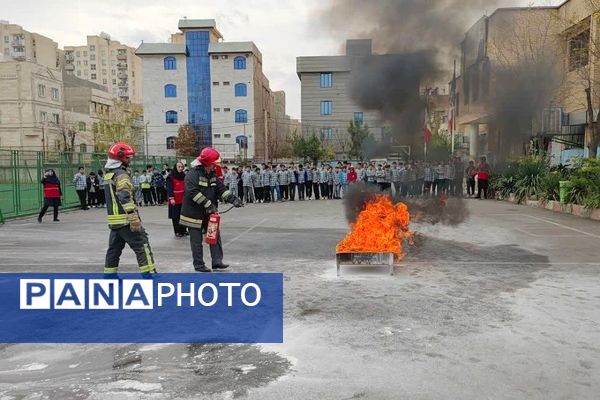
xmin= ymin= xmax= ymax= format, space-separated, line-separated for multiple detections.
xmin=0 ymin=198 xmax=599 ymax=399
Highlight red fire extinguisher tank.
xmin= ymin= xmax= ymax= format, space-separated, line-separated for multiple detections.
xmin=205 ymin=212 xmax=221 ymax=245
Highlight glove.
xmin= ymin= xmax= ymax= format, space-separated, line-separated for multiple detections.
xmin=205 ymin=203 xmax=218 ymax=214
xmin=128 ymin=212 xmax=142 ymax=232
xmin=231 ymin=197 xmax=244 ymax=208
xmin=168 ymin=197 xmax=175 ymax=206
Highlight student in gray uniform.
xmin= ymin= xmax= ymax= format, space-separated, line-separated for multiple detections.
xmin=262 ymin=166 xmax=271 ymax=202
xmin=270 ymin=166 xmax=280 ymax=201
xmin=319 ymin=165 xmax=329 ymax=199
xmin=399 ymin=163 xmax=408 ymax=197
xmin=305 ymin=164 xmax=313 ymax=199
xmin=407 ymin=163 xmax=417 ymax=196
xmin=327 ymin=166 xmax=334 ymax=199
xmin=228 ymin=167 xmax=239 ymax=198
xmin=333 ymin=167 xmax=341 ymax=199
xmin=297 ymin=164 xmax=306 ymax=200
xmin=278 ymin=165 xmax=289 ymax=200
xmin=375 ymin=164 xmax=386 ymax=191
xmin=366 ymin=164 xmax=376 ymax=187
xmin=288 ymin=165 xmax=297 ymax=201
xmin=391 ymin=162 xmax=401 ymax=196
xmin=241 ymin=166 xmax=254 ymax=204
xmin=383 ymin=164 xmax=392 ymax=192
xmin=312 ymin=167 xmax=321 ymax=200
xmin=253 ymin=167 xmax=263 ymax=203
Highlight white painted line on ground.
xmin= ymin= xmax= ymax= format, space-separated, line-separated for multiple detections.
xmin=514 ymin=228 xmax=586 ymax=238
xmin=223 ymin=218 xmax=267 ymax=248
xmin=524 ymin=215 xmax=600 ymax=239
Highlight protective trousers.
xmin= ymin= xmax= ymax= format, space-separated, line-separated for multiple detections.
xmin=189 ymin=227 xmax=223 ymax=269
xmin=104 ymin=226 xmax=155 ymax=274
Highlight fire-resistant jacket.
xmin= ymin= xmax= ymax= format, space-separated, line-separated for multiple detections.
xmin=180 ymin=165 xmax=235 ymax=229
xmin=104 ymin=166 xmax=137 ymax=229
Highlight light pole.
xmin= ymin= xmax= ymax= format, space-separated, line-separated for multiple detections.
xmin=145 ymin=121 xmax=149 ymax=163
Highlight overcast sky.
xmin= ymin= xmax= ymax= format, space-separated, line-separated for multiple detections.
xmin=3 ymin=0 xmax=558 ymax=119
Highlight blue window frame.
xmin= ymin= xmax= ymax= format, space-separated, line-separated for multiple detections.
xmin=320 ymin=72 xmax=333 ymax=88
xmin=234 ymin=56 xmax=246 ymax=70
xmin=354 ymin=112 xmax=363 ymax=123
xmin=235 ymin=109 xmax=248 ymax=123
xmin=235 ymin=83 xmax=247 ymax=97
xmin=165 ymin=110 xmax=178 ymax=124
xmin=164 ymin=56 xmax=176 ymax=70
xmin=320 ymin=128 xmax=333 ymax=141
xmin=166 ymin=136 xmax=176 ymax=149
xmin=320 ymin=101 xmax=332 ymax=116
xmin=164 ymin=84 xmax=177 ymax=97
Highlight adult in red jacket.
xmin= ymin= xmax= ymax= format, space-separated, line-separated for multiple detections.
xmin=38 ymin=169 xmax=62 ymax=223
xmin=166 ymin=161 xmax=187 ymax=237
xmin=347 ymin=166 xmax=358 ymax=184
xmin=475 ymin=156 xmax=491 ymax=199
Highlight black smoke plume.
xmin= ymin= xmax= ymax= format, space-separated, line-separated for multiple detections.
xmin=343 ymin=183 xmax=469 ymax=227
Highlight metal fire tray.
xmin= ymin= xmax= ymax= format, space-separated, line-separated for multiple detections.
xmin=335 ymin=252 xmax=395 ymax=276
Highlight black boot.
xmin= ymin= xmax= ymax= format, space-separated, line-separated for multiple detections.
xmin=212 ymin=263 xmax=229 ymax=270
xmin=37 ymin=215 xmax=42 ymax=223
xmin=194 ymin=265 xmax=212 ymax=273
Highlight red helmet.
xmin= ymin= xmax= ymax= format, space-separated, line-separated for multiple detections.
xmin=197 ymin=147 xmax=221 ymax=167
xmin=108 ymin=142 xmax=135 ymax=162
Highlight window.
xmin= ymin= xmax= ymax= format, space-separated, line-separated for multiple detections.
xmin=569 ymin=30 xmax=590 ymax=71
xmin=83 ymin=51 xmax=87 ymax=57
xmin=132 ymin=71 xmax=135 ymax=77
xmin=235 ymin=83 xmax=247 ymax=97
xmin=84 ymin=60 xmax=88 ymax=66
xmin=78 ymin=122 xmax=86 ymax=131
xmin=223 ymin=81 xmax=230 ymax=86
xmin=212 ymin=55 xmax=219 ymax=60
xmin=224 ymin=133 xmax=231 ymax=138
xmin=91 ymin=73 xmax=96 ymax=80
xmin=102 ymin=69 xmax=107 ymax=75
xmin=165 ymin=110 xmax=178 ymax=124
xmin=164 ymin=84 xmax=177 ymax=97
xmin=51 ymin=88 xmax=60 ymax=101
xmin=90 ymin=54 xmax=95 ymax=61
xmin=166 ymin=136 xmax=176 ymax=149
xmin=320 ymin=128 xmax=333 ymax=141
xmin=235 ymin=109 xmax=248 ymax=123
xmin=76 ymin=61 xmax=81 ymax=66
xmin=221 ymin=55 xmax=228 ymax=60
xmin=79 ymin=143 xmax=87 ymax=153
xmin=213 ymin=81 xmax=220 ymax=86
xmin=52 ymin=113 xmax=59 ymax=124
xmin=111 ymin=69 xmax=115 ymax=75
xmin=353 ymin=112 xmax=363 ymax=124
xmin=40 ymin=111 xmax=47 ymax=121
xmin=38 ymin=84 xmax=46 ymax=97
xmin=102 ymin=79 xmax=107 ymax=84
xmin=224 ymin=108 xmax=231 ymax=112
xmin=77 ymin=70 xmax=81 ymax=77
xmin=164 ymin=56 xmax=176 ymax=70
xmin=91 ymin=64 xmax=96 ymax=70
xmin=320 ymin=72 xmax=333 ymax=88
xmin=234 ymin=56 xmax=246 ymax=70
xmin=213 ymin=107 xmax=220 ymax=112
xmin=3 ymin=36 xmax=8 ymax=43
xmin=112 ymin=79 xmax=116 ymax=85
xmin=90 ymin=45 xmax=95 ymax=51
xmin=214 ymin=134 xmax=221 ymax=138
xmin=320 ymin=101 xmax=332 ymax=116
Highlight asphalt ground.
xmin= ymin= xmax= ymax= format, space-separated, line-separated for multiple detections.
xmin=0 ymin=198 xmax=599 ymax=399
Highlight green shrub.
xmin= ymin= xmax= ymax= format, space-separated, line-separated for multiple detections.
xmin=566 ymin=158 xmax=600 ymax=209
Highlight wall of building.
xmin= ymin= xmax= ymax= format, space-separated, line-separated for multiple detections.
xmin=140 ymin=53 xmax=188 ymax=156
xmin=0 ymin=22 xmax=59 ymax=68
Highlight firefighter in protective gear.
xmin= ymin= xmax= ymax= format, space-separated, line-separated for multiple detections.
xmin=103 ymin=142 xmax=156 ymax=276
xmin=181 ymin=147 xmax=243 ymax=272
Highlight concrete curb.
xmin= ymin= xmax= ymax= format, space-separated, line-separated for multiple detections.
xmin=498 ymin=195 xmax=600 ymax=221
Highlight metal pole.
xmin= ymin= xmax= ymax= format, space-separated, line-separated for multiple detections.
xmin=145 ymin=121 xmax=149 ymax=163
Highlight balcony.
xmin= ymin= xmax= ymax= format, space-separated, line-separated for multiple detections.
xmin=117 ymin=71 xmax=128 ymax=79
xmin=65 ymin=63 xmax=75 ymax=71
xmin=117 ymin=52 xmax=127 ymax=60
xmin=118 ymin=80 xmax=128 ymax=88
xmin=117 ymin=62 xmax=128 ymax=70
xmin=65 ymin=53 xmax=74 ymax=61
xmin=11 ymin=38 xmax=24 ymax=48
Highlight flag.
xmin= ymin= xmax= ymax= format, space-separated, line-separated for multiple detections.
xmin=448 ymin=60 xmax=457 ymax=132
xmin=423 ymin=107 xmax=432 ymax=144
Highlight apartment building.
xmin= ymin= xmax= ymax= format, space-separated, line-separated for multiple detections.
xmin=136 ymin=19 xmax=277 ymax=160
xmin=0 ymin=61 xmax=63 ymax=150
xmin=0 ymin=21 xmax=60 ymax=68
xmin=64 ymin=33 xmax=142 ymax=103
xmin=296 ymin=39 xmax=383 ymax=158
xmin=454 ymin=0 xmax=600 ymax=161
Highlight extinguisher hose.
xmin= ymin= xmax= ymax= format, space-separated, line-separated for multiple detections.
xmin=218 ymin=205 xmax=237 ymax=214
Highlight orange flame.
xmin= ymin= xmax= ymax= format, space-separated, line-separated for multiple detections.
xmin=336 ymin=195 xmax=412 ymax=259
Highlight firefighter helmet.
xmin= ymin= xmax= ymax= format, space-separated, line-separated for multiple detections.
xmin=108 ymin=142 xmax=135 ymax=162
xmin=197 ymin=147 xmax=221 ymax=167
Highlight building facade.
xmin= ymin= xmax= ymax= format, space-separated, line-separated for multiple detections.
xmin=454 ymin=0 xmax=600 ymax=162
xmin=63 ymin=33 xmax=143 ymax=103
xmin=296 ymin=39 xmax=383 ymax=158
xmin=0 ymin=21 xmax=60 ymax=69
xmin=0 ymin=61 xmax=63 ymax=150
xmin=136 ymin=19 xmax=277 ymax=160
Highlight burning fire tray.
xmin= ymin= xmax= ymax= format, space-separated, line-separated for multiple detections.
xmin=335 ymin=252 xmax=395 ymax=277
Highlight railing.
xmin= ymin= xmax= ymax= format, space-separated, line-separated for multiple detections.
xmin=0 ymin=149 xmax=176 ymax=220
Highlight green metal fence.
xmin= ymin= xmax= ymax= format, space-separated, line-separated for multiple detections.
xmin=0 ymin=149 xmax=176 ymax=220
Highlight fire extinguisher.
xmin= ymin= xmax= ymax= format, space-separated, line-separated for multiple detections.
xmin=205 ymin=212 xmax=221 ymax=245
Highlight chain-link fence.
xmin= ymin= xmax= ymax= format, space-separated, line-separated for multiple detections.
xmin=0 ymin=150 xmax=176 ymax=221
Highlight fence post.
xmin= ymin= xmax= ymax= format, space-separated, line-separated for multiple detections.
xmin=12 ymin=150 xmax=21 ymax=214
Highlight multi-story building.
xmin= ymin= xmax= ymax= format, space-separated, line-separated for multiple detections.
xmin=0 ymin=21 xmax=60 ymax=68
xmin=0 ymin=60 xmax=63 ymax=150
xmin=63 ymin=33 xmax=142 ymax=103
xmin=296 ymin=39 xmax=384 ymax=158
xmin=454 ymin=0 xmax=600 ymax=162
xmin=136 ymin=19 xmax=277 ymax=160
xmin=63 ymin=73 xmax=114 ymax=152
